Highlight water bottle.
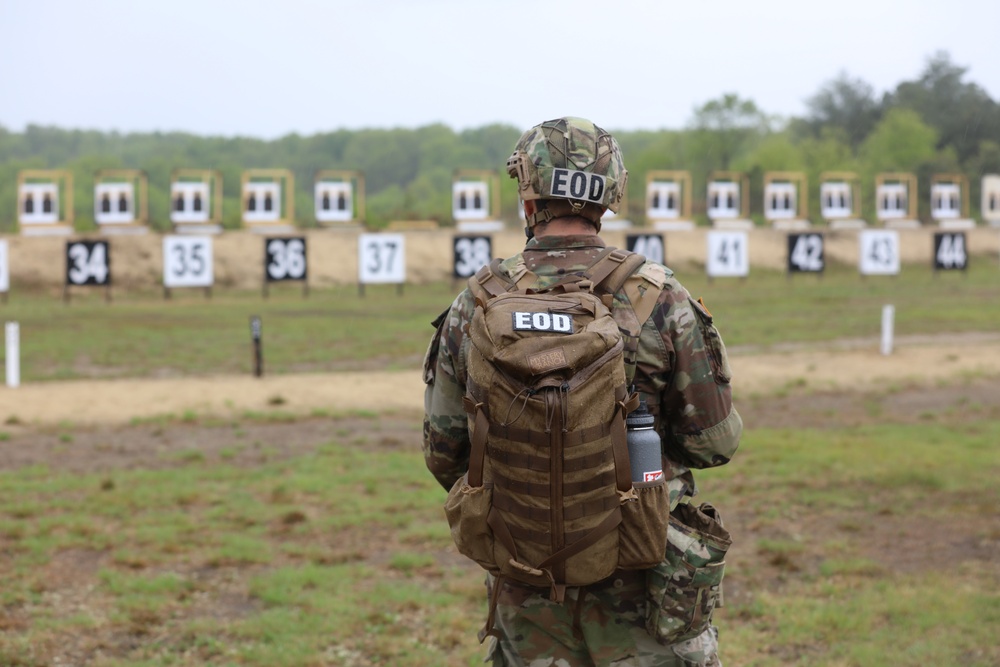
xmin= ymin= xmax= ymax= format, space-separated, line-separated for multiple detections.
xmin=626 ymin=398 xmax=663 ymax=484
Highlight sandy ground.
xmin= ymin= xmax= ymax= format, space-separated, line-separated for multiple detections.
xmin=2 ymin=332 xmax=999 ymax=426
xmin=6 ymin=225 xmax=1000 ymax=290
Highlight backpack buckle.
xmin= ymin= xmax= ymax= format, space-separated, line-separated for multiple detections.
xmin=508 ymin=559 xmax=544 ymax=578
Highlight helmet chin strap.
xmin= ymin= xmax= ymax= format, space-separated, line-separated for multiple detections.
xmin=524 ymin=200 xmax=604 ymax=238
xmin=527 ymin=200 xmax=603 ymax=225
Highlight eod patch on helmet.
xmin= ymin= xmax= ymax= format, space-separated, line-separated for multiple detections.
xmin=507 ymin=117 xmax=627 ymax=229
xmin=550 ymin=169 xmax=606 ymax=204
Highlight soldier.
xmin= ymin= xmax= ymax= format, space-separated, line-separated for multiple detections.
xmin=423 ymin=116 xmax=742 ymax=666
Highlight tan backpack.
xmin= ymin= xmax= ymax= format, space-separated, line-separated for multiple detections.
xmin=444 ymin=247 xmax=672 ymax=641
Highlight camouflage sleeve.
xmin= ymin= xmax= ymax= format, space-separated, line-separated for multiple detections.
xmin=634 ymin=277 xmax=742 ymax=470
xmin=422 ymin=289 xmax=476 ymax=491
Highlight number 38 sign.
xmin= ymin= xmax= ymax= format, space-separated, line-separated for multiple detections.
xmin=453 ymin=235 xmax=491 ymax=278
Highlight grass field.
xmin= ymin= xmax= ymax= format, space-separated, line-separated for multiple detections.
xmin=0 ymin=263 xmax=998 ymax=666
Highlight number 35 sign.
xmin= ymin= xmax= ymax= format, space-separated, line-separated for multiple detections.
xmin=163 ymin=236 xmax=214 ymax=288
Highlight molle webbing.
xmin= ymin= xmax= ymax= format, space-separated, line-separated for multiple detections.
xmin=488 ymin=418 xmax=612 ymax=448
xmin=492 ymin=468 xmax=616 ymax=498
xmin=504 ymin=520 xmax=598 ymax=547
xmin=493 ymin=489 xmax=620 ymax=523
xmin=488 ymin=439 xmax=612 ymax=472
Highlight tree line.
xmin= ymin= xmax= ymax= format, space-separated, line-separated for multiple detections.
xmin=2 ymin=51 xmax=998 ymax=232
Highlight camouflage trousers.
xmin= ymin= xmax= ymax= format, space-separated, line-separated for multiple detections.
xmin=484 ymin=573 xmax=721 ymax=667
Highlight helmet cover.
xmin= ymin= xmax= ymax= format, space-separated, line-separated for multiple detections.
xmin=507 ymin=117 xmax=627 ymax=227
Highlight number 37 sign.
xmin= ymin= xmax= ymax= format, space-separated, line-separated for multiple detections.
xmin=358 ymin=233 xmax=405 ymax=284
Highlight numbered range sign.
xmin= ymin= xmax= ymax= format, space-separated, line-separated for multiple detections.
xmin=626 ymin=233 xmax=665 ymax=265
xmin=66 ymin=240 xmax=110 ymax=286
xmin=265 ymin=237 xmax=307 ymax=282
xmin=0 ymin=240 xmax=8 ymax=293
xmin=787 ymin=233 xmax=825 ymax=273
xmin=453 ymin=235 xmax=492 ymax=279
xmin=706 ymin=230 xmax=749 ymax=278
xmin=358 ymin=233 xmax=405 ymax=284
xmin=859 ymin=230 xmax=900 ymax=275
xmin=163 ymin=236 xmax=214 ymax=288
xmin=933 ymin=232 xmax=968 ymax=271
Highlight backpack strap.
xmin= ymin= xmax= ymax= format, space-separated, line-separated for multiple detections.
xmin=469 ymin=257 xmax=538 ymax=305
xmin=583 ymin=248 xmax=635 ymax=290
xmin=468 ymin=258 xmax=511 ymax=305
xmin=462 ymin=377 xmax=491 ymax=488
xmin=592 ymin=249 xmax=666 ymax=332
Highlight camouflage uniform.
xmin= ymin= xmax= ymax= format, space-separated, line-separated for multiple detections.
xmin=423 ymin=234 xmax=741 ymax=667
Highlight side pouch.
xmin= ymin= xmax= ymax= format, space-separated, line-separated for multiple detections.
xmin=618 ymin=476 xmax=670 ymax=570
xmin=443 ymin=473 xmax=497 ymax=573
xmin=690 ymin=297 xmax=732 ymax=384
xmin=645 ymin=502 xmax=731 ymax=646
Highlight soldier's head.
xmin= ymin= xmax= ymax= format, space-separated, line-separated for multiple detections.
xmin=507 ymin=116 xmax=627 ymax=238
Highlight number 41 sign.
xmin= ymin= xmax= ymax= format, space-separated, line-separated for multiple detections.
xmin=706 ymin=230 xmax=749 ymax=278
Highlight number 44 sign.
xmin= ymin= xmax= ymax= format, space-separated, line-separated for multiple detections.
xmin=933 ymin=232 xmax=968 ymax=271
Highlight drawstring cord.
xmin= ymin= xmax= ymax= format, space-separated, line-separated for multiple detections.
xmin=544 ymin=389 xmax=555 ymax=433
xmin=561 ymin=383 xmax=570 ymax=433
xmin=502 ymin=387 xmax=534 ymax=427
xmin=540 ymin=384 xmax=571 ymax=433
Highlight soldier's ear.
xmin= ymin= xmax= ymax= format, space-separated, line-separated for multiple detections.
xmin=523 ymin=200 xmax=536 ymax=216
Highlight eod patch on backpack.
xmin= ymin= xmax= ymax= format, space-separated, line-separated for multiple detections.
xmin=443 ymin=247 xmax=672 ymax=642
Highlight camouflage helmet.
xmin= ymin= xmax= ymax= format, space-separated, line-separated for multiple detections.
xmin=507 ymin=116 xmax=628 ymax=229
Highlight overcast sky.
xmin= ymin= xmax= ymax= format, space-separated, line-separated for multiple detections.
xmin=2 ymin=0 xmax=998 ymax=138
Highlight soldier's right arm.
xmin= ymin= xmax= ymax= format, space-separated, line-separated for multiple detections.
xmin=422 ymin=290 xmax=476 ymax=491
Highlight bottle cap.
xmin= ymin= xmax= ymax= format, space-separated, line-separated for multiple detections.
xmin=626 ymin=398 xmax=655 ymax=429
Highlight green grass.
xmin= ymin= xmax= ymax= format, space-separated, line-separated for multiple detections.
xmin=0 ymin=259 xmax=997 ymax=665
xmin=0 ymin=257 xmax=997 ymax=381
xmin=0 ymin=414 xmax=998 ymax=665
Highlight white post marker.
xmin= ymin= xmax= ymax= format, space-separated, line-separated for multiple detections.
xmin=6 ymin=322 xmax=20 ymax=388
xmin=0 ymin=239 xmax=9 ymax=293
xmin=881 ymin=305 xmax=895 ymax=356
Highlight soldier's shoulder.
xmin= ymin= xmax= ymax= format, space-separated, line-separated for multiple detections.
xmin=497 ymin=253 xmax=525 ymax=281
xmin=632 ymin=259 xmax=675 ymax=290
